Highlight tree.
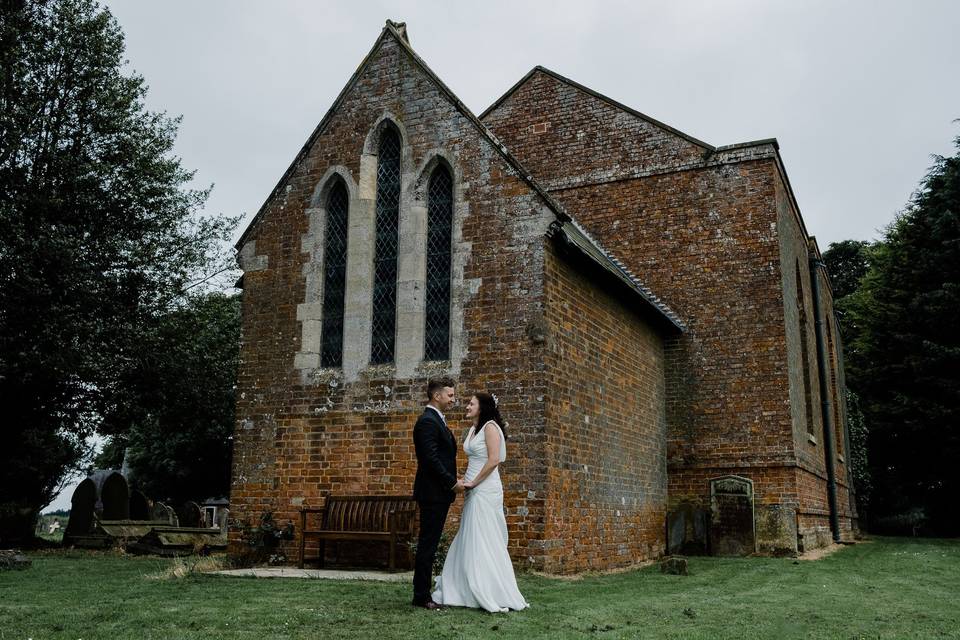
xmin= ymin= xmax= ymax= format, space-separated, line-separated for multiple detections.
xmin=96 ymin=292 xmax=240 ymax=503
xmin=0 ymin=0 xmax=236 ymax=544
xmin=822 ymin=240 xmax=873 ymax=300
xmin=847 ymin=133 xmax=960 ymax=535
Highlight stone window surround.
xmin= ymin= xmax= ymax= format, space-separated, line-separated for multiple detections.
xmin=294 ymin=112 xmax=473 ymax=384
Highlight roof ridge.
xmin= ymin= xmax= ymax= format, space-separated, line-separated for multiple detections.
xmin=479 ymin=65 xmax=715 ymax=152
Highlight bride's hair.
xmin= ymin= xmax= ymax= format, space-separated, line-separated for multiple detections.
xmin=474 ymin=392 xmax=507 ymax=439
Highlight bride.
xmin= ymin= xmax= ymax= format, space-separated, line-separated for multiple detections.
xmin=432 ymin=392 xmax=529 ymax=613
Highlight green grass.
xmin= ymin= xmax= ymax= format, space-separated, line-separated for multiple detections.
xmin=2 ymin=537 xmax=958 ymax=639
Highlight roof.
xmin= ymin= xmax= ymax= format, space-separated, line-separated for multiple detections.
xmin=547 ymin=220 xmax=685 ymax=333
xmin=479 ymin=65 xmax=715 ymax=151
xmin=235 ymin=21 xmax=684 ymax=334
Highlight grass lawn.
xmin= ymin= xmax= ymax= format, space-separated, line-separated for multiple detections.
xmin=2 ymin=537 xmax=958 ymax=639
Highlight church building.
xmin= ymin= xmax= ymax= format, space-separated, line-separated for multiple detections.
xmin=230 ymin=21 xmax=856 ymax=573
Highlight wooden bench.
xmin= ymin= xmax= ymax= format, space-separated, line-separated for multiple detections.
xmin=298 ymin=495 xmax=417 ymax=571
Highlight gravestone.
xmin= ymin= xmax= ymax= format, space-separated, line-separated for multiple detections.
xmin=0 ymin=550 xmax=31 ymax=571
xmin=64 ymin=478 xmax=97 ymax=542
xmin=216 ymin=508 xmax=230 ymax=536
xmin=177 ymin=501 xmax=202 ymax=528
xmin=93 ymin=470 xmax=129 ymax=520
xmin=129 ymin=490 xmax=150 ymax=520
xmin=152 ymin=502 xmax=179 ymax=526
xmin=709 ymin=475 xmax=755 ymax=556
xmin=660 ymin=556 xmax=689 ymax=575
xmin=667 ymin=502 xmax=709 ymax=555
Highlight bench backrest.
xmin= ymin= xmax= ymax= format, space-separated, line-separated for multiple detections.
xmin=323 ymin=495 xmax=416 ymax=532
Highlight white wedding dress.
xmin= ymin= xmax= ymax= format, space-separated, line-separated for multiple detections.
xmin=432 ymin=420 xmax=529 ymax=612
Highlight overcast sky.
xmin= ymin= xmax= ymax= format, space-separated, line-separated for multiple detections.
xmin=45 ymin=0 xmax=958 ymax=510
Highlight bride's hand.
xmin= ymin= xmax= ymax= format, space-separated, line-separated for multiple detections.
xmin=462 ymin=479 xmax=474 ymax=490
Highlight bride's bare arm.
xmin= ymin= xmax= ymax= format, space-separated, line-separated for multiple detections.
xmin=464 ymin=422 xmax=501 ymax=488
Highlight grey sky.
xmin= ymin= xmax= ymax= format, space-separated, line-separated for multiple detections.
xmin=45 ymin=0 xmax=958 ymax=511
xmin=105 ymin=0 xmax=958 ymax=249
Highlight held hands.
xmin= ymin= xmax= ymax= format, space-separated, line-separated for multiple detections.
xmin=453 ymin=479 xmax=466 ymax=493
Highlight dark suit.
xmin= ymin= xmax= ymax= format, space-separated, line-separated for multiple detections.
xmin=411 ymin=406 xmax=457 ymax=604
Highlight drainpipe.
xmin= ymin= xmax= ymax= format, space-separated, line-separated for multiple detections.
xmin=809 ymin=256 xmax=841 ymax=543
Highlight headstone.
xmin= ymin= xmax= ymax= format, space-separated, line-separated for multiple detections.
xmin=64 ymin=478 xmax=97 ymax=542
xmin=216 ymin=508 xmax=230 ymax=536
xmin=667 ymin=502 xmax=709 ymax=555
xmin=177 ymin=501 xmax=202 ymax=528
xmin=129 ymin=490 xmax=150 ymax=520
xmin=660 ymin=556 xmax=688 ymax=575
xmin=709 ymin=475 xmax=756 ymax=556
xmin=0 ymin=550 xmax=32 ymax=571
xmin=92 ymin=470 xmax=130 ymax=520
xmin=152 ymin=502 xmax=179 ymax=526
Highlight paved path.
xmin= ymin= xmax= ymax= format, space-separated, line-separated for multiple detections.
xmin=214 ymin=567 xmax=412 ymax=582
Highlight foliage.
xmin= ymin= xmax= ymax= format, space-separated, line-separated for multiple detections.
xmin=0 ymin=0 xmax=236 ymax=543
xmin=4 ymin=538 xmax=960 ymax=639
xmin=95 ymin=292 xmax=240 ymax=503
xmin=821 ymin=240 xmax=872 ymax=300
xmin=843 ymin=389 xmax=870 ymax=517
xmin=408 ymin=530 xmax=451 ymax=576
xmin=845 ymin=133 xmax=960 ymax=535
xmin=237 ymin=512 xmax=295 ymax=566
xmin=822 ymin=239 xmax=875 ymax=348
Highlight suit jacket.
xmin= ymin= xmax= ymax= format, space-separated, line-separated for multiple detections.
xmin=413 ymin=407 xmax=458 ymax=503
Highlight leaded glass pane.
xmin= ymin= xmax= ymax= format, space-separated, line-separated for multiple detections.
xmin=320 ymin=180 xmax=348 ymax=367
xmin=371 ymin=128 xmax=400 ymax=364
xmin=425 ymin=165 xmax=452 ymax=361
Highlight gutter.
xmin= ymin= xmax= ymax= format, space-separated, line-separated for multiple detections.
xmin=809 ymin=255 xmax=841 ymax=542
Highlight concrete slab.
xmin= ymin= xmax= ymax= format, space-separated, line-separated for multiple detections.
xmin=213 ymin=567 xmax=413 ymax=582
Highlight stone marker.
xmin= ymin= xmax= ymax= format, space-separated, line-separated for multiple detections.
xmin=0 ymin=550 xmax=32 ymax=571
xmin=660 ymin=556 xmax=688 ymax=575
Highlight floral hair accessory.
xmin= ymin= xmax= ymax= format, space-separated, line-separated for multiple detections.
xmin=491 ymin=393 xmax=499 ymax=407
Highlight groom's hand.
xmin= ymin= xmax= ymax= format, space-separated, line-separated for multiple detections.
xmin=452 ymin=479 xmax=465 ymax=494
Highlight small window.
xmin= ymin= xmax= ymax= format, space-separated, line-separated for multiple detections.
xmin=424 ymin=165 xmax=453 ymax=360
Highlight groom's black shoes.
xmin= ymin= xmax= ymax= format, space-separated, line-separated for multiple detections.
xmin=413 ymin=599 xmax=443 ymax=610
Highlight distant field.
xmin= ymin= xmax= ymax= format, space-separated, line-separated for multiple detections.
xmin=2 ymin=537 xmax=958 ymax=639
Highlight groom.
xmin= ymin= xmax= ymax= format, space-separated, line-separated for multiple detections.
xmin=411 ymin=377 xmax=463 ymax=609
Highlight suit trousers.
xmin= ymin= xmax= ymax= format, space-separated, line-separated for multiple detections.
xmin=413 ymin=499 xmax=451 ymax=604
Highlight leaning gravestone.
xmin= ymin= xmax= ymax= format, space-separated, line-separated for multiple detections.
xmin=709 ymin=475 xmax=756 ymax=556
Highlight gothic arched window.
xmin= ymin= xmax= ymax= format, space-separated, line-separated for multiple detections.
xmin=320 ymin=180 xmax=348 ymax=367
xmin=424 ymin=165 xmax=453 ymax=361
xmin=371 ymin=127 xmax=401 ymax=364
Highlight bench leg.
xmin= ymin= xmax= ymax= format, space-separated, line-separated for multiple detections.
xmin=318 ymin=540 xmax=325 ymax=569
xmin=389 ymin=534 xmax=396 ymax=571
xmin=298 ymin=513 xmax=307 ymax=569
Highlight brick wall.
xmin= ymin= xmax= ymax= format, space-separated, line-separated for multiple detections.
xmin=484 ymin=67 xmax=853 ymax=552
xmin=541 ymin=243 xmax=668 ymax=573
xmin=231 ymin=31 xmax=555 ymax=566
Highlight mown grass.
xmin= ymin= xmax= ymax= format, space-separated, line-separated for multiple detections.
xmin=1 ymin=537 xmax=958 ymax=639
